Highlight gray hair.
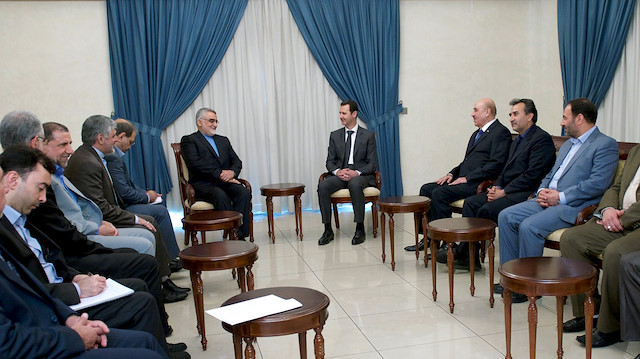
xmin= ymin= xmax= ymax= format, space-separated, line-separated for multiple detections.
xmin=195 ymin=108 xmax=216 ymax=122
xmin=0 ymin=111 xmax=43 ymax=149
xmin=81 ymin=115 xmax=116 ymax=145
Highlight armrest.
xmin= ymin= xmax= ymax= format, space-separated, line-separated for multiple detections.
xmin=318 ymin=172 xmax=330 ymax=184
xmin=238 ymin=178 xmax=252 ymax=192
xmin=374 ymin=171 xmax=382 ymax=189
xmin=476 ymin=180 xmax=496 ymax=194
xmin=575 ymin=204 xmax=597 ymax=225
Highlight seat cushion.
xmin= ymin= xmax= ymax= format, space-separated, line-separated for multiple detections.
xmin=191 ymin=201 xmax=215 ymax=211
xmin=450 ymin=199 xmax=465 ymax=209
xmin=330 ymin=187 xmax=380 ymax=198
xmin=546 ymin=227 xmax=567 ymax=244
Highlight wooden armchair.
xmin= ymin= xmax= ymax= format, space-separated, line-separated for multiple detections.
xmin=318 ymin=171 xmax=382 ymax=237
xmin=170 ymin=143 xmax=254 ymax=243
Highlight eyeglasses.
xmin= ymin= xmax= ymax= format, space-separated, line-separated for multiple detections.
xmin=200 ymin=118 xmax=218 ymax=124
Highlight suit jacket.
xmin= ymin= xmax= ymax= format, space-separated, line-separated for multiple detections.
xmin=51 ymin=174 xmax=102 ymax=235
xmin=538 ymin=127 xmax=619 ymax=222
xmin=449 ymin=119 xmax=512 ymax=184
xmin=495 ymin=124 xmax=556 ymax=201
xmin=0 ymin=245 xmax=85 ymax=358
xmin=0 ymin=216 xmax=81 ymax=304
xmin=65 ymin=144 xmax=136 ymax=226
xmin=597 ymin=144 xmax=640 ymax=229
xmin=181 ymin=131 xmax=243 ymax=191
xmin=325 ymin=126 xmax=378 ymax=181
xmin=105 ymin=148 xmax=149 ymax=205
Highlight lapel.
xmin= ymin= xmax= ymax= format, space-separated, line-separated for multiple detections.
xmin=619 ymin=152 xmax=640 ymax=201
xmin=466 ymin=120 xmax=498 ymax=154
xmin=351 ymin=126 xmax=361 ymax=159
xmin=0 ymin=216 xmax=50 ymax=283
xmin=196 ymin=132 xmax=220 ymax=160
xmin=0 ymin=244 xmax=53 ymax=301
xmin=505 ymin=125 xmax=537 ymax=167
xmin=560 ymin=128 xmax=600 ymax=177
xmin=336 ymin=128 xmax=347 ymax=161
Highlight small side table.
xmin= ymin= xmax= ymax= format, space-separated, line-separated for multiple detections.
xmin=221 ymin=286 xmax=330 ymax=359
xmin=499 ymin=257 xmax=597 ymax=359
xmin=260 ymin=183 xmax=306 ymax=243
xmin=378 ymin=196 xmax=431 ymax=271
xmin=182 ymin=210 xmax=244 ymax=245
xmin=180 ymin=241 xmax=259 ymax=350
xmin=427 ymin=218 xmax=496 ymax=313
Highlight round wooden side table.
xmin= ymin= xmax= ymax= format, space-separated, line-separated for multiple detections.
xmin=427 ymin=217 xmax=496 ymax=313
xmin=260 ymin=183 xmax=306 ymax=242
xmin=378 ymin=196 xmax=431 ymax=271
xmin=221 ymin=286 xmax=330 ymax=359
xmin=182 ymin=210 xmax=244 ymax=245
xmin=179 ymin=241 xmax=259 ymax=350
xmin=499 ymin=257 xmax=597 ymax=359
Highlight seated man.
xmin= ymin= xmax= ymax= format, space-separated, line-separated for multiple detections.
xmin=441 ymin=98 xmax=555 ymax=270
xmin=495 ymin=98 xmax=619 ymax=303
xmin=180 ymin=107 xmax=251 ymax=239
xmin=406 ymin=98 xmax=511 ymax=252
xmin=317 ymin=100 xmax=378 ymax=245
xmin=105 ymin=119 xmax=181 ymax=260
xmin=620 ymin=251 xmax=640 ymax=357
xmin=560 ymin=143 xmax=640 ymax=348
xmin=42 ymin=122 xmax=156 ymax=256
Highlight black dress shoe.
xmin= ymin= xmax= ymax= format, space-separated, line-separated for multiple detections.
xmin=162 ymin=286 xmax=188 ymax=303
xmin=318 ymin=231 xmax=334 ymax=245
xmin=165 ymin=325 xmax=173 ymax=337
xmin=169 ymin=258 xmax=183 ymax=272
xmin=577 ymin=329 xmax=621 ymax=347
xmin=405 ymin=239 xmax=425 ymax=252
xmin=164 ymin=278 xmax=190 ymax=293
xmin=169 ymin=351 xmax=191 ymax=359
xmin=352 ymin=229 xmax=366 ymax=245
xmin=493 ymin=283 xmax=504 ymax=295
xmin=510 ymin=292 xmax=529 ymax=303
xmin=454 ymin=257 xmax=482 ymax=271
xmin=168 ymin=343 xmax=187 ymax=352
xmin=563 ymin=317 xmax=599 ymax=333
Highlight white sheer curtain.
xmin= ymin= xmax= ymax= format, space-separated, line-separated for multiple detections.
xmin=598 ymin=1 xmax=640 ymax=142
xmin=163 ymin=0 xmax=341 ymax=214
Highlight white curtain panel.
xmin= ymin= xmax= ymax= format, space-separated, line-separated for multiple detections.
xmin=599 ymin=1 xmax=640 ymax=142
xmin=163 ymin=0 xmax=341 ymax=214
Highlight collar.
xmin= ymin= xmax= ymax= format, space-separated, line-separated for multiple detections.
xmin=519 ymin=124 xmax=534 ymax=139
xmin=114 ymin=146 xmax=125 ymax=157
xmin=480 ymin=119 xmax=497 ymax=132
xmin=3 ymin=205 xmax=24 ymax=228
xmin=54 ymin=164 xmax=65 ymax=180
xmin=344 ymin=124 xmax=359 ymax=134
xmin=573 ymin=125 xmax=598 ymax=145
xmin=91 ymin=146 xmax=106 ymax=160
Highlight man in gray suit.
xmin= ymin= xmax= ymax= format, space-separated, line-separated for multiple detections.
xmin=495 ymin=98 xmax=619 ymax=302
xmin=317 ymin=100 xmax=378 ymax=245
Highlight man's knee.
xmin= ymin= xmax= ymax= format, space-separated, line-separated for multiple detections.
xmin=420 ymin=182 xmax=437 ymax=197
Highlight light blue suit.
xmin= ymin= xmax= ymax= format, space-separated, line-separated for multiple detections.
xmin=498 ymin=127 xmax=619 ymax=264
xmin=51 ymin=174 xmax=156 ymax=256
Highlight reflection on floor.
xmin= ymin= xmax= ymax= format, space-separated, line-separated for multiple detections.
xmin=166 ymin=208 xmax=639 ymax=358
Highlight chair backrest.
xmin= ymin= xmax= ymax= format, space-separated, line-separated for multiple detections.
xmin=170 ymin=143 xmax=192 ymax=216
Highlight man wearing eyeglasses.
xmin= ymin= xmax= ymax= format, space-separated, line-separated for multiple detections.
xmin=180 ymin=108 xmax=251 ymax=240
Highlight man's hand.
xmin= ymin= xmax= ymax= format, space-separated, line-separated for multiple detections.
xmin=66 ymin=313 xmax=109 ymax=349
xmin=486 ymin=187 xmax=506 ymax=202
xmin=137 ymin=217 xmax=156 ymax=232
xmin=597 ymin=207 xmax=625 ymax=232
xmin=449 ymin=176 xmax=467 ymax=186
xmin=145 ymin=190 xmax=159 ymax=203
xmin=436 ymin=173 xmax=453 ymax=185
xmin=536 ymin=189 xmax=560 ymax=207
xmin=73 ymin=274 xmax=107 ymax=298
xmin=219 ymin=170 xmax=235 ymax=182
xmin=336 ymin=169 xmax=359 ymax=182
xmin=98 ymin=221 xmax=118 ymax=236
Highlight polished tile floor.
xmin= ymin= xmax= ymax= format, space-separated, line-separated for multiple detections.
xmin=166 ymin=208 xmax=640 ymax=358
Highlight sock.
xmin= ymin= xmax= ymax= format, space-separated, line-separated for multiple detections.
xmin=324 ymin=223 xmax=333 ymax=233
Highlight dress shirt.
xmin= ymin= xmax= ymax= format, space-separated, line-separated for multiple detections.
xmin=55 ymin=164 xmax=77 ymax=203
xmin=480 ymin=119 xmax=497 ymax=133
xmin=202 ymin=133 xmax=220 ymax=156
xmin=332 ymin=124 xmax=362 ymax=176
xmin=623 ymin=165 xmax=640 ymax=210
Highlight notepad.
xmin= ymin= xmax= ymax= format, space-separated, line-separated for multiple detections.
xmin=70 ymin=278 xmax=135 ymax=311
xmin=206 ymin=294 xmax=302 ymax=325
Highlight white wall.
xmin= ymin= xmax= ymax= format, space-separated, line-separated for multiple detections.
xmin=0 ymin=0 xmax=564 ymax=198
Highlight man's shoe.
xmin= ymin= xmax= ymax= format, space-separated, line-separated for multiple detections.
xmin=169 ymin=258 xmax=183 ymax=272
xmin=318 ymin=231 xmax=334 ymax=245
xmin=169 ymin=351 xmax=191 ymax=359
xmin=164 ymin=278 xmax=190 ymax=293
xmin=577 ymin=329 xmax=621 ymax=347
xmin=493 ymin=283 xmax=504 ymax=295
xmin=352 ymin=229 xmax=366 ymax=245
xmin=162 ymin=286 xmax=188 ymax=303
xmin=563 ymin=317 xmax=598 ymax=333
xmin=510 ymin=292 xmax=529 ymax=303
xmin=165 ymin=325 xmax=173 ymax=337
xmin=454 ymin=257 xmax=482 ymax=271
xmin=168 ymin=343 xmax=187 ymax=352
xmin=404 ymin=239 xmax=425 ymax=252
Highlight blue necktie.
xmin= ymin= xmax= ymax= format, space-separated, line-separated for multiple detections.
xmin=473 ymin=129 xmax=483 ymax=144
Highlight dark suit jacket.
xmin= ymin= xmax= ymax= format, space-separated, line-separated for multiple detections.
xmin=495 ymin=124 xmax=556 ymax=201
xmin=0 ymin=245 xmax=86 ymax=358
xmin=105 ymin=150 xmax=149 ymax=205
xmin=325 ymin=126 xmax=378 ymax=184
xmin=65 ymin=144 xmax=135 ymax=226
xmin=597 ymin=144 xmax=640 ymax=229
xmin=449 ymin=119 xmax=512 ymax=184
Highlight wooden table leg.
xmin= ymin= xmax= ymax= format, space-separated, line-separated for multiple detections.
xmin=469 ymin=241 xmax=476 ymax=296
xmin=295 ymin=194 xmax=303 ymax=240
xmin=314 ymin=326 xmax=325 ymax=359
xmin=585 ymin=289 xmax=595 ymax=359
xmin=232 ymin=334 xmax=243 ymax=359
xmin=380 ymin=212 xmax=386 ymax=263
xmin=191 ymin=228 xmax=199 ymax=246
xmin=266 ymin=195 xmax=275 ymax=243
xmin=244 ymin=337 xmax=256 ymax=359
xmin=230 ymin=227 xmax=239 ymax=241
xmin=423 ymin=212 xmax=429 ymax=268
xmin=298 ymin=331 xmax=307 ymax=359
xmin=504 ymin=287 xmax=513 ymax=359
xmin=237 ymin=267 xmax=247 ymax=292
xmin=447 ymin=241 xmax=455 ymax=313
xmin=389 ymin=213 xmax=396 ymax=271
xmin=189 ymin=270 xmax=207 ymax=350
xmin=413 ymin=213 xmax=420 ymax=260
xmin=431 ymin=238 xmax=438 ymax=301
xmin=489 ymin=240 xmax=495 ymax=308
xmin=246 ymin=264 xmax=254 ymax=291
xmin=556 ymin=296 xmax=564 ymax=359
xmin=528 ymin=296 xmax=539 ymax=359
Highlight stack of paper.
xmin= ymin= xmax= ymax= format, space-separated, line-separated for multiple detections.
xmin=207 ymin=294 xmax=302 ymax=325
xmin=70 ymin=278 xmax=134 ymax=311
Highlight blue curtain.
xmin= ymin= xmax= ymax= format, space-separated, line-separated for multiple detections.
xmin=107 ymin=0 xmax=248 ymax=193
xmin=286 ymin=0 xmax=403 ymax=197
xmin=558 ymin=0 xmax=637 ymax=108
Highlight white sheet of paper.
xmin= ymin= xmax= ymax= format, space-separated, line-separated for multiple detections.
xmin=151 ymin=197 xmax=163 ymax=205
xmin=70 ymin=278 xmax=134 ymax=311
xmin=206 ymin=294 xmax=302 ymax=325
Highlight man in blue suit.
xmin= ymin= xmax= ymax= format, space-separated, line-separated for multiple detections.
xmin=494 ymin=98 xmax=619 ymax=302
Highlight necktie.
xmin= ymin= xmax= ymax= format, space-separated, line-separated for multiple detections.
xmin=473 ymin=129 xmax=483 ymax=144
xmin=210 ymin=139 xmax=220 ymax=156
xmin=343 ymin=130 xmax=354 ymax=168
xmin=509 ymin=136 xmax=523 ymax=161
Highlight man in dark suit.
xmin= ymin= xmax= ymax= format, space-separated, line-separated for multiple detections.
xmin=317 ymin=100 xmax=378 ymax=245
xmin=180 ymin=108 xmax=251 ymax=239
xmin=441 ymin=99 xmax=556 ymax=269
xmin=405 ymin=98 xmax=512 ymax=251
xmin=105 ymin=119 xmax=181 ymax=260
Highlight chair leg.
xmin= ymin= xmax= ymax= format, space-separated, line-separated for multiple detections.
xmin=249 ymin=209 xmax=254 ymax=243
xmin=372 ymin=201 xmax=378 ymax=238
xmin=184 ymin=228 xmax=190 ymax=246
xmin=333 ymin=203 xmax=340 ymax=228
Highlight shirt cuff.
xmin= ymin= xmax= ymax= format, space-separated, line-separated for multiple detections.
xmin=73 ymin=282 xmax=81 ymax=296
xmin=146 ymin=193 xmax=151 ymax=203
xmin=559 ymin=192 xmax=567 ymax=204
xmin=134 ymin=215 xmax=139 ymax=224
xmin=332 ymin=169 xmax=338 ymax=175
xmin=356 ymin=170 xmax=362 ymax=176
